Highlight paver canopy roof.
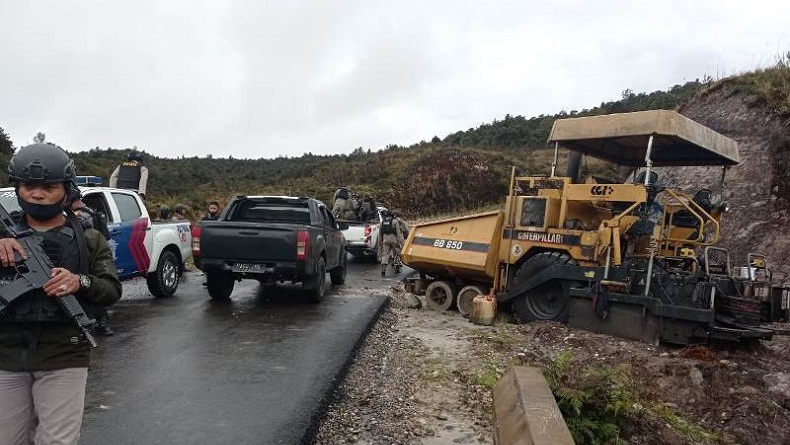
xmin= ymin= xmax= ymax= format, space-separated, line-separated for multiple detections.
xmin=547 ymin=110 xmax=740 ymax=166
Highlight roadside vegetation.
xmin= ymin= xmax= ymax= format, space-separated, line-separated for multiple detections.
xmin=542 ymin=350 xmax=722 ymax=445
xmin=464 ymin=329 xmax=727 ymax=445
xmin=713 ymin=51 xmax=790 ymax=116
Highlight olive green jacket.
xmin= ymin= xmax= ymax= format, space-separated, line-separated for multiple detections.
xmin=0 ymin=227 xmax=122 ymax=371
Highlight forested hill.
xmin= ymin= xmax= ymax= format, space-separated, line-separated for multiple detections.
xmin=436 ymin=80 xmax=702 ymax=151
xmin=1 ymin=58 xmax=787 ymax=220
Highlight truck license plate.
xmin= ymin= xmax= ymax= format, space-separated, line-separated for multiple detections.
xmin=233 ymin=262 xmax=263 ymax=272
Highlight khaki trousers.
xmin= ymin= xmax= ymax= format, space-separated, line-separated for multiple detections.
xmin=0 ymin=368 xmax=89 ymax=445
xmin=381 ymin=234 xmax=400 ymax=266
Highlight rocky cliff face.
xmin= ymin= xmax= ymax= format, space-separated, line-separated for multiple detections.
xmin=660 ymin=82 xmax=790 ymax=281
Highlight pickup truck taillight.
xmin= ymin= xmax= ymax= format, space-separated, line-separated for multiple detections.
xmin=296 ymin=230 xmax=309 ymax=260
xmin=364 ymin=225 xmax=372 ymax=237
xmin=191 ymin=225 xmax=201 ymax=257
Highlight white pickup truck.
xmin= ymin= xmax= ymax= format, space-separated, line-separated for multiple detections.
xmin=0 ymin=180 xmax=192 ymax=298
xmin=340 ymin=206 xmax=387 ymax=261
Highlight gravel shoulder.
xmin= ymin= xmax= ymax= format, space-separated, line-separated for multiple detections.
xmin=315 ymin=286 xmax=790 ymax=445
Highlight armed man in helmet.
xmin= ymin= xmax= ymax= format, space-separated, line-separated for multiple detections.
xmin=0 ymin=143 xmax=122 ymax=445
xmin=391 ymin=209 xmax=409 ymax=271
xmin=109 ymin=149 xmax=148 ymax=200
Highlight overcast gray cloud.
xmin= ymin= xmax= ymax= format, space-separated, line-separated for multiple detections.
xmin=0 ymin=0 xmax=787 ymax=159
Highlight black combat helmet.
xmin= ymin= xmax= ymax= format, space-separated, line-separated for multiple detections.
xmin=8 ymin=143 xmax=77 ymax=187
xmin=127 ymin=150 xmax=144 ymax=163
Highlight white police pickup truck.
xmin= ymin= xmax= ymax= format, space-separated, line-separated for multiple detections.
xmin=340 ymin=206 xmax=388 ymax=262
xmin=0 ymin=176 xmax=192 ymax=297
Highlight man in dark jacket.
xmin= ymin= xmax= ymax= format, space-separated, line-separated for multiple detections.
xmin=202 ymin=201 xmax=220 ymax=221
xmin=0 ymin=143 xmax=122 ymax=445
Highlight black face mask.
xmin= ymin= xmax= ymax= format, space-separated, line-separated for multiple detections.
xmin=18 ymin=198 xmax=65 ymax=221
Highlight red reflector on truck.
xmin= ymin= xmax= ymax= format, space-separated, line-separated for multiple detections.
xmin=297 ymin=230 xmax=309 ymax=260
xmin=364 ymin=225 xmax=372 ymax=237
xmin=191 ymin=225 xmax=201 ymax=256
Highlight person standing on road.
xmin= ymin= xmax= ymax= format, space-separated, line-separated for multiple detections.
xmin=391 ymin=209 xmax=409 ymax=272
xmin=379 ymin=209 xmax=402 ymax=276
xmin=109 ymin=150 xmax=148 ymax=200
xmin=0 ymin=143 xmax=122 ymax=445
xmin=202 ymin=201 xmax=220 ymax=221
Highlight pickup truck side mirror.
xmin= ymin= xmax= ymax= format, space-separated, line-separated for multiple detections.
xmin=336 ymin=222 xmax=349 ymax=230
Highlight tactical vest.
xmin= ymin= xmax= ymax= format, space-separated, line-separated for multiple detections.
xmin=0 ymin=215 xmax=90 ymax=323
xmin=381 ymin=216 xmax=396 ymax=235
xmin=116 ymin=161 xmax=142 ymax=190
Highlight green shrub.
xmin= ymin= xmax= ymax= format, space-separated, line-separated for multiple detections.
xmin=544 ymin=350 xmax=631 ymax=445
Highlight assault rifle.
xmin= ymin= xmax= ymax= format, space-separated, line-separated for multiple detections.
xmin=0 ymin=204 xmax=97 ymax=347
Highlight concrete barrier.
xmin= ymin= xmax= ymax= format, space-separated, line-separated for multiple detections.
xmin=492 ymin=366 xmax=575 ymax=445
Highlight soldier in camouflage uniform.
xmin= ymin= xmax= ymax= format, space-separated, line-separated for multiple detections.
xmin=391 ymin=209 xmax=409 ymax=272
xmin=379 ymin=209 xmax=403 ymax=276
xmin=342 ymin=195 xmax=358 ymax=220
xmin=332 ymin=187 xmax=350 ymax=218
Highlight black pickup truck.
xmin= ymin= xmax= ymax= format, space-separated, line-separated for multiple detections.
xmin=194 ymin=195 xmax=348 ymax=302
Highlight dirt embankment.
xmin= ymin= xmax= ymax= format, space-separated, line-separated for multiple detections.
xmin=665 ymin=83 xmax=790 ymax=280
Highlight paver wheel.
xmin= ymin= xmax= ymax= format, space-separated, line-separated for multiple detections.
xmin=511 ymin=252 xmax=577 ymax=323
xmin=426 ymin=281 xmax=457 ymax=312
xmin=457 ymin=285 xmax=486 ymax=317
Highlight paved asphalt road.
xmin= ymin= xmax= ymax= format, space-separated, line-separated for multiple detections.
xmin=80 ymin=256 xmax=401 ymax=445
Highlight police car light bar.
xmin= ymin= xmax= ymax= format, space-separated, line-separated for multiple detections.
xmin=77 ymin=176 xmax=103 ymax=186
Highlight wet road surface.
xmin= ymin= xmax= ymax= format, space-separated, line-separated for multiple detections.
xmin=80 ymin=256 xmax=403 ymax=444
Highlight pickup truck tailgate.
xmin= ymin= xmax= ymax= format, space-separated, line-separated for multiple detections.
xmin=342 ymin=221 xmax=369 ymax=243
xmin=201 ymin=222 xmax=299 ymax=262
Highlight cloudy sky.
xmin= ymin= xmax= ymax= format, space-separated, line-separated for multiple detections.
xmin=1 ymin=1 xmax=787 ymax=159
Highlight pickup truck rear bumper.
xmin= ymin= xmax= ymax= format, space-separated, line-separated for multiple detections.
xmin=199 ymin=258 xmax=311 ymax=283
xmin=345 ymin=242 xmax=377 ymax=257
